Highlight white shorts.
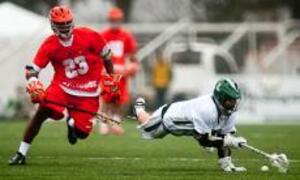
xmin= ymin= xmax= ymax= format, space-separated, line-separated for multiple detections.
xmin=137 ymin=105 xmax=169 ymax=139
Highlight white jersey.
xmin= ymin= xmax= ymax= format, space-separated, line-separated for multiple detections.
xmin=162 ymin=94 xmax=237 ymax=136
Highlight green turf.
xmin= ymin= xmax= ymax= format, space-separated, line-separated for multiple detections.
xmin=0 ymin=120 xmax=300 ymax=180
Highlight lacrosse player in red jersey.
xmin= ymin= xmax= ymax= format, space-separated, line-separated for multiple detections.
xmin=9 ymin=5 xmax=114 ymax=165
xmin=99 ymin=7 xmax=139 ymax=135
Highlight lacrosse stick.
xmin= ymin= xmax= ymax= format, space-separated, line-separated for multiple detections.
xmin=44 ymin=99 xmax=121 ymax=125
xmin=242 ymin=143 xmax=289 ymax=173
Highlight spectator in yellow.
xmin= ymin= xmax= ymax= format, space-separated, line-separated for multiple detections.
xmin=151 ymin=52 xmax=172 ymax=107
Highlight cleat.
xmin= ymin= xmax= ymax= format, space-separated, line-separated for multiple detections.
xmin=66 ymin=117 xmax=77 ymax=145
xmin=8 ymin=152 xmax=26 ymax=165
xmin=133 ymin=97 xmax=145 ymax=117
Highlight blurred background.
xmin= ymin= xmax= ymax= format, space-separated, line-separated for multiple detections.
xmin=1 ymin=0 xmax=300 ymax=123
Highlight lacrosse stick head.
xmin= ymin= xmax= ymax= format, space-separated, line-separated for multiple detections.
xmin=270 ymin=153 xmax=289 ymax=173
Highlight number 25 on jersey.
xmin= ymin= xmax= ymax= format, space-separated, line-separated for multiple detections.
xmin=63 ymin=56 xmax=89 ymax=79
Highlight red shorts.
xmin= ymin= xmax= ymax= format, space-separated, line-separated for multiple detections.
xmin=102 ymin=78 xmax=129 ymax=105
xmin=40 ymin=85 xmax=99 ymax=134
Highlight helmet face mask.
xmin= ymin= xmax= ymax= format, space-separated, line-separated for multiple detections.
xmin=51 ymin=20 xmax=74 ymax=40
xmin=213 ymin=79 xmax=241 ymax=116
xmin=223 ymin=98 xmax=240 ymax=115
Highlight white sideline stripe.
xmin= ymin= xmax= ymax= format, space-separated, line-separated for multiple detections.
xmin=2 ymin=156 xmax=300 ymax=163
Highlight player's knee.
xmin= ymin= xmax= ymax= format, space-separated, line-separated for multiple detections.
xmin=75 ymin=128 xmax=89 ymax=139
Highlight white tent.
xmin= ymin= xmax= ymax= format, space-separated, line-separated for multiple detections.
xmin=0 ymin=2 xmax=52 ymax=113
xmin=0 ymin=2 xmax=50 ymax=37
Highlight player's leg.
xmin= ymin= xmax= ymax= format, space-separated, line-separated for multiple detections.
xmin=98 ymin=101 xmax=111 ymax=135
xmin=101 ymin=83 xmax=128 ymax=135
xmin=9 ymin=85 xmax=65 ymax=165
xmin=108 ymin=103 xmax=125 ymax=135
xmin=8 ymin=107 xmax=51 ymax=165
xmin=134 ymin=97 xmax=150 ymax=124
xmin=134 ymin=97 xmax=169 ymax=139
xmin=67 ymin=96 xmax=100 ymax=142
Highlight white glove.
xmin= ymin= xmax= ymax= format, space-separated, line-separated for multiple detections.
xmin=218 ymin=156 xmax=247 ymax=172
xmin=224 ymin=134 xmax=247 ymax=148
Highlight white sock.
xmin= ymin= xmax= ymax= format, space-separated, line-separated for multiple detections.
xmin=68 ymin=118 xmax=75 ymax=127
xmin=18 ymin=141 xmax=31 ymax=156
xmin=135 ymin=108 xmax=145 ymax=116
xmin=113 ymin=115 xmax=121 ymax=123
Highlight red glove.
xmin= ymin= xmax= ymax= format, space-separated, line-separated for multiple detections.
xmin=26 ymin=78 xmax=46 ymax=103
xmin=101 ymin=74 xmax=122 ymax=103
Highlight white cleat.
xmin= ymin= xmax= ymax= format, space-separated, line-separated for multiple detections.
xmin=134 ymin=97 xmax=146 ymax=117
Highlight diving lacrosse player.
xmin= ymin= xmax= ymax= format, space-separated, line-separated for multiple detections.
xmin=9 ymin=5 xmax=114 ymax=165
xmin=134 ymin=78 xmax=247 ymax=172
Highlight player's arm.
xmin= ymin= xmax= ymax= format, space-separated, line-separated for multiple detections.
xmin=123 ymin=32 xmax=139 ymax=77
xmin=25 ymin=40 xmax=50 ymax=103
xmin=125 ymin=31 xmax=138 ymax=63
xmin=128 ymin=52 xmax=137 ymax=63
xmin=25 ymin=65 xmax=46 ymax=103
xmin=93 ymin=31 xmax=114 ymax=75
xmin=101 ymin=45 xmax=114 ymax=74
xmin=193 ymin=131 xmax=246 ymax=149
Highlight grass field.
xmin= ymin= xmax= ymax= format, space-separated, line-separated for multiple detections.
xmin=0 ymin=120 xmax=300 ymax=180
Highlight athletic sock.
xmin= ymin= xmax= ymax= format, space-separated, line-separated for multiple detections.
xmin=68 ymin=118 xmax=75 ymax=127
xmin=18 ymin=141 xmax=31 ymax=156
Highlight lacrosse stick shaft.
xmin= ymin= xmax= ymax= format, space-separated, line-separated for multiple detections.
xmin=242 ymin=144 xmax=272 ymax=158
xmin=44 ymin=99 xmax=120 ymax=124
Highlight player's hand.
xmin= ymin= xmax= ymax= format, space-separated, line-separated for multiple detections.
xmin=26 ymin=78 xmax=46 ymax=103
xmin=110 ymin=74 xmax=122 ymax=87
xmin=101 ymin=74 xmax=122 ymax=102
xmin=223 ymin=134 xmax=247 ymax=148
xmin=102 ymin=74 xmax=122 ymax=92
xmin=124 ymin=62 xmax=139 ymax=77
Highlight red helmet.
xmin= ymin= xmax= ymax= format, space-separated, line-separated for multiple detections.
xmin=108 ymin=7 xmax=124 ymax=21
xmin=49 ymin=5 xmax=74 ymax=40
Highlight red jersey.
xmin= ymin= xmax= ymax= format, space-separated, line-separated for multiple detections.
xmin=100 ymin=27 xmax=137 ymax=74
xmin=33 ymin=27 xmax=108 ymax=97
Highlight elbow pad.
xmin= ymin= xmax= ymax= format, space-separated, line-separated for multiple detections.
xmin=25 ymin=65 xmax=39 ymax=80
xmin=101 ymin=45 xmax=112 ymax=60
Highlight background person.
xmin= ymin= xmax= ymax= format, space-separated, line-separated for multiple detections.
xmin=99 ymin=7 xmax=139 ymax=135
xmin=151 ymin=51 xmax=172 ymax=107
